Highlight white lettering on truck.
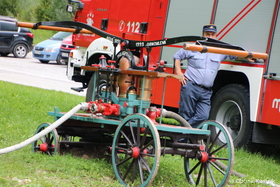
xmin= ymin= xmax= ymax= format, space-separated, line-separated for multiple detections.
xmin=272 ymin=98 xmax=280 ymax=112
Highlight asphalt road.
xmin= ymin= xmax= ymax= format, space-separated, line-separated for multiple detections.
xmin=0 ymin=52 xmax=86 ymax=97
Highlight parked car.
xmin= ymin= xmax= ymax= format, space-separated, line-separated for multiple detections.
xmin=57 ymin=35 xmax=75 ymax=65
xmin=32 ymin=32 xmax=71 ymax=64
xmin=0 ymin=16 xmax=34 ymax=58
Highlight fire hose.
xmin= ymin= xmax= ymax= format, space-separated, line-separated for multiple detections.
xmin=0 ymin=102 xmax=89 ymax=155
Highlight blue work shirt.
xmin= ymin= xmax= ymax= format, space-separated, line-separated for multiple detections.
xmin=174 ymin=49 xmax=236 ymax=88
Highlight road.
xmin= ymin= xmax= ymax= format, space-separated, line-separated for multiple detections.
xmin=0 ymin=53 xmax=86 ymax=97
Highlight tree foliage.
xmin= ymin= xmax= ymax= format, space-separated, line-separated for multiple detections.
xmin=0 ymin=0 xmax=73 ymax=22
xmin=0 ymin=0 xmax=18 ymax=17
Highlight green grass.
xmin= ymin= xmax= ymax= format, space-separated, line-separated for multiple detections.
xmin=0 ymin=81 xmax=279 ymax=186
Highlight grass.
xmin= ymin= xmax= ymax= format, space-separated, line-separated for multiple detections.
xmin=0 ymin=81 xmax=280 ymax=186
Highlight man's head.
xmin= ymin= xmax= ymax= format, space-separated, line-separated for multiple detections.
xmin=202 ymin=24 xmax=217 ymax=39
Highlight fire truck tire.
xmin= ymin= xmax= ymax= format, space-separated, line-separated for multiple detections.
xmin=86 ymin=74 xmax=108 ymax=102
xmin=209 ymin=84 xmax=252 ymax=148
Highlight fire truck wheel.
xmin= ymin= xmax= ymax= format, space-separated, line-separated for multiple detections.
xmin=86 ymin=74 xmax=108 ymax=102
xmin=209 ymin=84 xmax=252 ymax=148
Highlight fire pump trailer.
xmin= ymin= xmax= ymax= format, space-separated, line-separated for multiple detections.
xmin=63 ymin=0 xmax=280 ymax=149
xmin=0 ymin=14 xmax=268 ymax=186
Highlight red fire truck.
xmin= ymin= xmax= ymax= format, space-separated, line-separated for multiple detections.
xmin=66 ymin=0 xmax=280 ymax=148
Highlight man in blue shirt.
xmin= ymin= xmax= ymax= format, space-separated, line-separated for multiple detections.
xmin=173 ymin=24 xmax=236 ymax=128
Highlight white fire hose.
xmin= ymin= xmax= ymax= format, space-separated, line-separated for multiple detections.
xmin=0 ymin=102 xmax=89 ymax=155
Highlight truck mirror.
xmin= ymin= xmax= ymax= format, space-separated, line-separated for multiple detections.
xmin=66 ymin=4 xmax=73 ymax=13
xmin=67 ymin=0 xmax=84 ymax=11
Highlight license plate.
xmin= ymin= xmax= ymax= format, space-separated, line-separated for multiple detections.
xmin=34 ymin=51 xmax=41 ymax=55
xmin=61 ymin=52 xmax=69 ymax=57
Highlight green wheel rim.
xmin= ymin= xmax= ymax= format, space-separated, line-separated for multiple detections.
xmin=112 ymin=114 xmax=161 ymax=187
xmin=32 ymin=123 xmax=60 ymax=155
xmin=184 ymin=120 xmax=234 ymax=187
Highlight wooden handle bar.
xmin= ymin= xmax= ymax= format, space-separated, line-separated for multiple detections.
xmin=183 ymin=43 xmax=268 ymax=59
xmin=17 ymin=22 xmax=93 ymax=34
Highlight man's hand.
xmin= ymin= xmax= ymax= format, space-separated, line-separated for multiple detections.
xmin=174 ymin=59 xmax=188 ymax=85
xmin=177 ymin=72 xmax=188 ymax=85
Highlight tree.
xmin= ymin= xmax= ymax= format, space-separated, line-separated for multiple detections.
xmin=0 ymin=0 xmax=19 ymax=17
xmin=35 ymin=0 xmax=73 ymax=22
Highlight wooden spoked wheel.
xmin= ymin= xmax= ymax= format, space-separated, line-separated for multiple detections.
xmin=112 ymin=114 xmax=161 ymax=187
xmin=184 ymin=120 xmax=234 ymax=187
xmin=32 ymin=123 xmax=60 ymax=155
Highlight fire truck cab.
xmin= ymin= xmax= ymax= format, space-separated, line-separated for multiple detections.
xmin=66 ymin=0 xmax=280 ymax=148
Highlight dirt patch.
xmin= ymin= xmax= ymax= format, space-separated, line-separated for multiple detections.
xmin=60 ymin=145 xmax=111 ymax=160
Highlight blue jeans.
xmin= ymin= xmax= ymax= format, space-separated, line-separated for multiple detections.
xmin=178 ymin=81 xmax=212 ymax=128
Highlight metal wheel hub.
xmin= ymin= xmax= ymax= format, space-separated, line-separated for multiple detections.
xmin=39 ymin=143 xmax=48 ymax=152
xmin=227 ymin=115 xmax=241 ymax=131
xmin=130 ymin=147 xmax=140 ymax=158
xmin=39 ymin=143 xmax=54 ymax=153
xmin=198 ymin=151 xmax=209 ymax=163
